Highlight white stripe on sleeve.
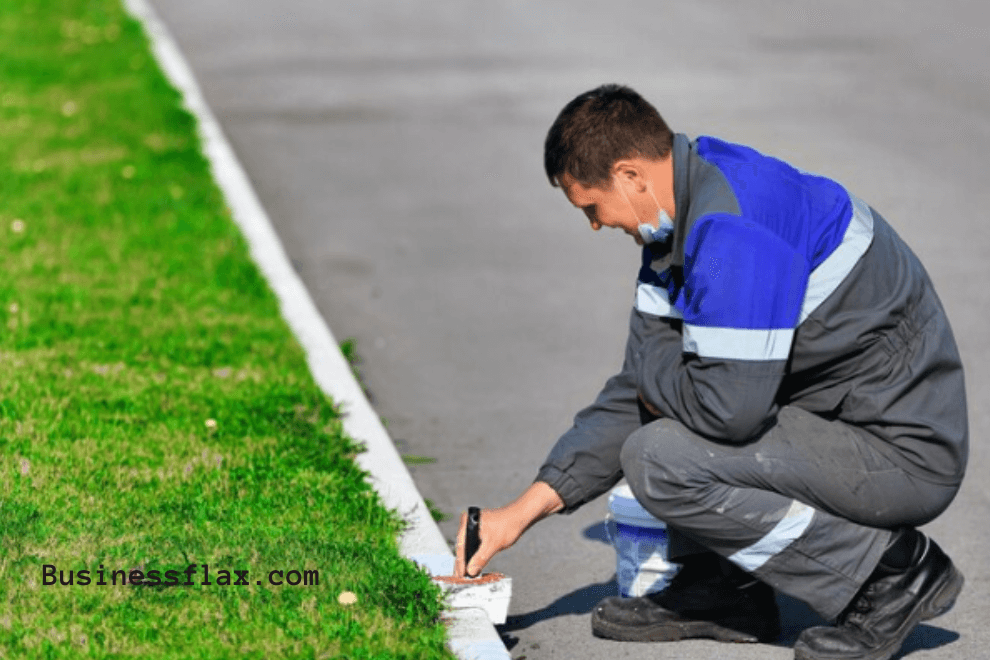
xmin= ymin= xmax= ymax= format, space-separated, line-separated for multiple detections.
xmin=682 ymin=325 xmax=794 ymax=361
xmin=636 ymin=283 xmax=683 ymax=319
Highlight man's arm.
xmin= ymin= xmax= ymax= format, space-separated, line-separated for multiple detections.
xmin=453 ymin=308 xmax=680 ymax=576
xmin=535 ymin=309 xmax=678 ymax=512
xmin=637 ymin=349 xmax=786 ymax=442
xmin=636 ymin=215 xmax=806 ymax=442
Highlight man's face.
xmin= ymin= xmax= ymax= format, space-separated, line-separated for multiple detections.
xmin=559 ymin=173 xmax=647 ymax=245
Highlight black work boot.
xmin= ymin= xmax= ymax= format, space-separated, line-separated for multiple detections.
xmin=592 ymin=553 xmax=780 ymax=643
xmin=794 ymin=533 xmax=964 ymax=660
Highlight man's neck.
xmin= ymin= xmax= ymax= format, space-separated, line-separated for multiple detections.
xmin=641 ymin=156 xmax=676 ymax=220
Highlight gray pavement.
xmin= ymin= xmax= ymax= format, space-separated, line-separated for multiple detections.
xmin=148 ymin=1 xmax=990 ymax=658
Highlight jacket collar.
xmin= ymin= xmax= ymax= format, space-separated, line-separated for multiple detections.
xmin=671 ymin=132 xmax=692 ymax=267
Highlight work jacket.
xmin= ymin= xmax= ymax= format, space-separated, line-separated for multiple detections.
xmin=537 ymin=133 xmax=968 ymax=513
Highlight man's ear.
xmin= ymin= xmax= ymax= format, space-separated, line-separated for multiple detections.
xmin=611 ymin=159 xmax=649 ymax=193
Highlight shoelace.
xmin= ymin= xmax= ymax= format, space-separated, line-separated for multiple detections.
xmin=842 ymin=582 xmax=882 ymax=629
xmin=841 ymin=535 xmax=929 ymax=629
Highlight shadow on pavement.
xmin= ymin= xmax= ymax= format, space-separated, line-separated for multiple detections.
xmin=582 ymin=520 xmax=611 ymax=544
xmin=776 ymin=592 xmax=829 ymax=646
xmin=895 ymin=625 xmax=960 ymax=658
xmin=497 ymin=576 xmax=619 ymax=651
xmin=498 ymin=576 xmax=620 ymax=635
xmin=498 ymin=520 xmax=619 ymax=641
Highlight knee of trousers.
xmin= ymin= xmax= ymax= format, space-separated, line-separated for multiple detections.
xmin=621 ymin=418 xmax=710 ymax=517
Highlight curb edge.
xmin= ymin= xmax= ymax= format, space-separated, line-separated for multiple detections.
xmin=121 ymin=2 xmax=510 ymax=658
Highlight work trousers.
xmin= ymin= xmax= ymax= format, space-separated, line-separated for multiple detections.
xmin=620 ymin=406 xmax=960 ymax=619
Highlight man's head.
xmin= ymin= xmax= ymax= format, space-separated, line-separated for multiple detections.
xmin=544 ymin=84 xmax=673 ymax=190
xmin=545 ymin=85 xmax=676 ymax=244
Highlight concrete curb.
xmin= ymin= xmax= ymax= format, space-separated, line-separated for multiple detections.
xmin=122 ymin=1 xmax=511 ymax=658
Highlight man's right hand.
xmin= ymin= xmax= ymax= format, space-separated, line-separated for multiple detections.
xmin=454 ymin=481 xmax=565 ymax=577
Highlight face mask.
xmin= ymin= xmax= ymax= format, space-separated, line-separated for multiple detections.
xmin=614 ymin=176 xmax=674 ymax=245
xmin=637 ymin=209 xmax=672 ymax=245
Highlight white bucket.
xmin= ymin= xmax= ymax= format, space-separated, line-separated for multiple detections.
xmin=606 ymin=484 xmax=679 ymax=597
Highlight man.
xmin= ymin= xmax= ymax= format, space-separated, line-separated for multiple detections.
xmin=454 ymin=84 xmax=967 ymax=660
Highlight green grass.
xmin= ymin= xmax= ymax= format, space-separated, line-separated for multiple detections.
xmin=0 ymin=1 xmax=454 ymax=658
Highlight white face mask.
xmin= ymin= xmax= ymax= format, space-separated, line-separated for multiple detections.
xmin=638 ymin=208 xmax=674 ymax=245
xmin=614 ymin=175 xmax=674 ymax=245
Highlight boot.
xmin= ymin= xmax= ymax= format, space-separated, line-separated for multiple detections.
xmin=794 ymin=534 xmax=964 ymax=660
xmin=592 ymin=553 xmax=780 ymax=643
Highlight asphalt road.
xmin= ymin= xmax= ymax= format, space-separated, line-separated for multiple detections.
xmin=149 ymin=2 xmax=990 ymax=658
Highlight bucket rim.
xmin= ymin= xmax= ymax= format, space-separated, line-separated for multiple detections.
xmin=608 ymin=484 xmax=667 ymax=528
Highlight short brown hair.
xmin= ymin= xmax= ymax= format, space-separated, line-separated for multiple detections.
xmin=544 ymin=84 xmax=673 ymax=188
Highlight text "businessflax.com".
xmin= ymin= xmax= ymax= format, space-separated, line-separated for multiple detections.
xmin=42 ymin=564 xmax=319 ymax=587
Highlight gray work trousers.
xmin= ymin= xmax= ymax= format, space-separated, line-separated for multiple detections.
xmin=620 ymin=406 xmax=960 ymax=620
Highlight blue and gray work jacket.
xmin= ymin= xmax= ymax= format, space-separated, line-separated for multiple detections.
xmin=537 ymin=133 xmax=968 ymax=513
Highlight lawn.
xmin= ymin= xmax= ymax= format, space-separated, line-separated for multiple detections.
xmin=0 ymin=1 xmax=453 ymax=658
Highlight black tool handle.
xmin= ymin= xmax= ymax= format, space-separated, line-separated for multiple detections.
xmin=465 ymin=506 xmax=481 ymax=577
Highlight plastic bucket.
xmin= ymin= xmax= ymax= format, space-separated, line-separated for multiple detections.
xmin=606 ymin=484 xmax=679 ymax=597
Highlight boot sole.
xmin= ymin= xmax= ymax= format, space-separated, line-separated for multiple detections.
xmin=794 ymin=562 xmax=965 ymax=660
xmin=591 ymin=609 xmax=774 ymax=643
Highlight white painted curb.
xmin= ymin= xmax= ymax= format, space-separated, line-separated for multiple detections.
xmin=122 ymin=2 xmax=511 ymax=658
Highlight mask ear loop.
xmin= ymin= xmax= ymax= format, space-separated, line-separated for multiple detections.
xmin=645 ymin=182 xmax=664 ymax=228
xmin=612 ymin=174 xmax=642 ymax=227
xmin=614 ymin=174 xmax=664 ymax=229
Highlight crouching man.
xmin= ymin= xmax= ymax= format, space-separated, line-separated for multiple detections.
xmin=455 ymin=84 xmax=967 ymax=660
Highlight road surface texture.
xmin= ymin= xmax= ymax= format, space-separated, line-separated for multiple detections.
xmin=150 ymin=2 xmax=989 ymax=658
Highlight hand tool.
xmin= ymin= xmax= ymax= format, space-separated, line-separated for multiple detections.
xmin=465 ymin=506 xmax=481 ymax=577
